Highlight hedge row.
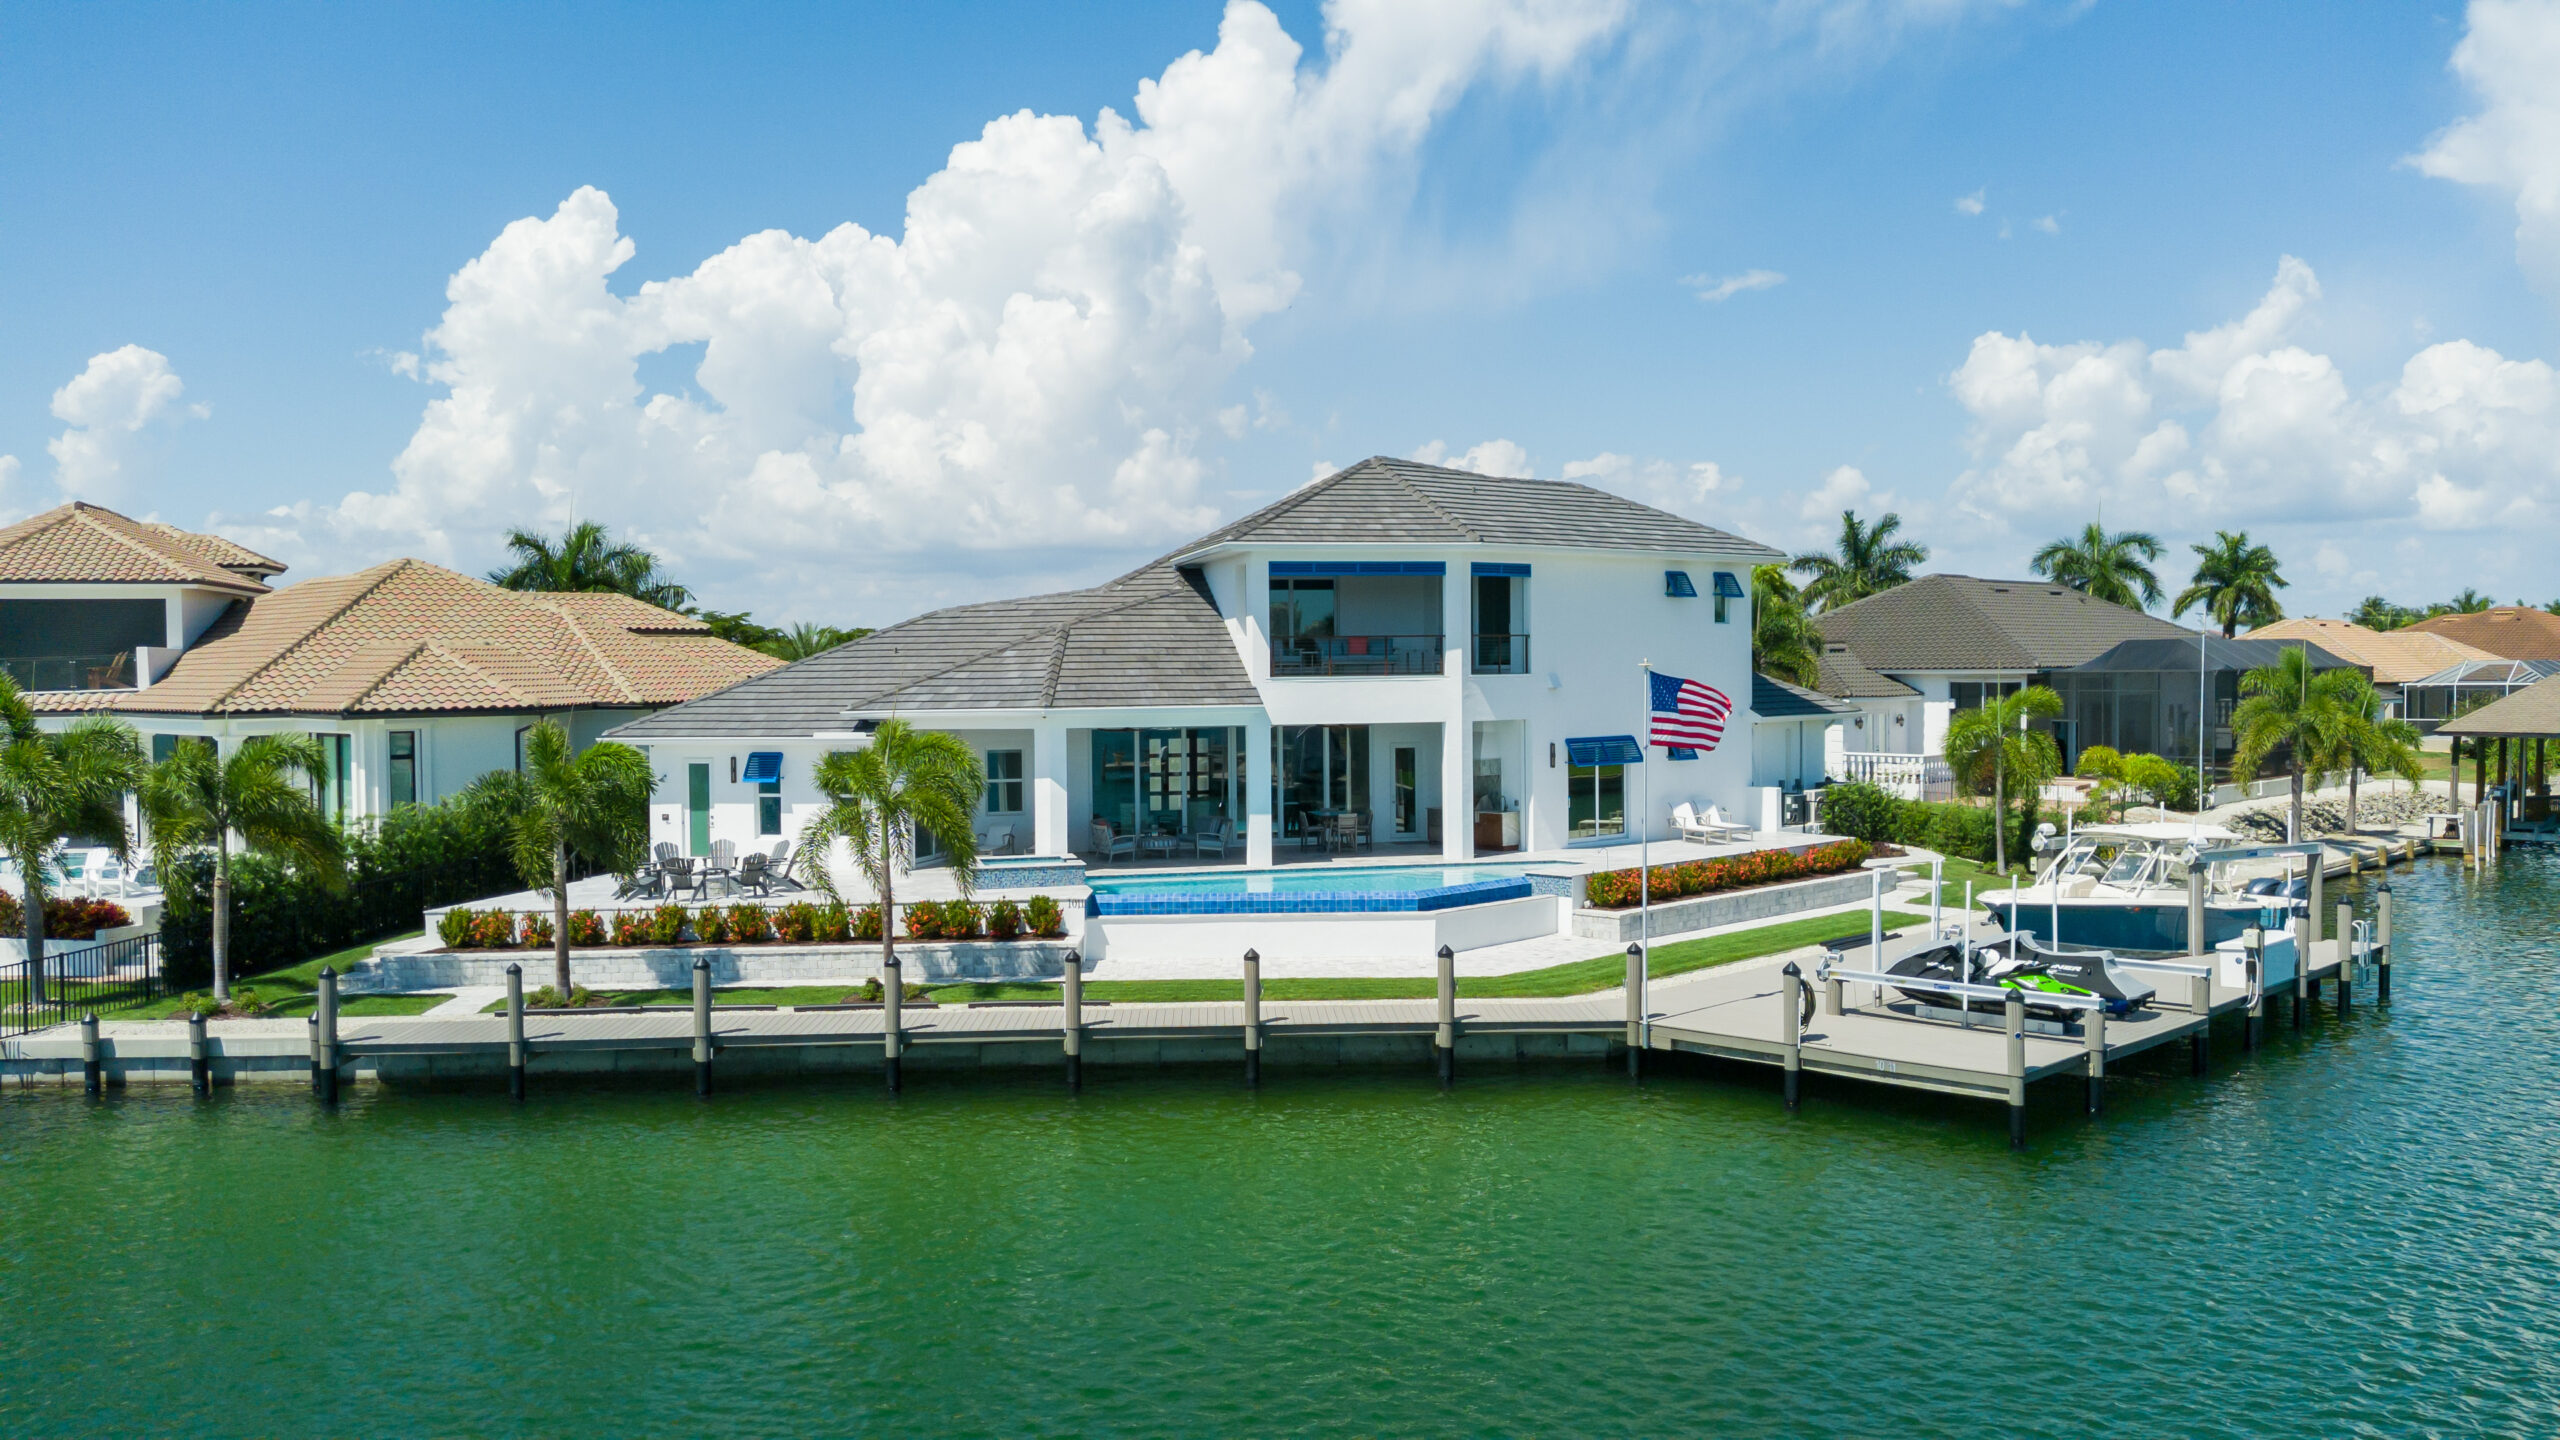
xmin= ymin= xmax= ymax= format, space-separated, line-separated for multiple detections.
xmin=1584 ymin=839 xmax=1871 ymax=910
xmin=438 ymin=895 xmax=1070 ymax=950
xmin=0 ymin=893 xmax=135 ymax=940
xmin=1817 ymin=781 xmax=2042 ymax=866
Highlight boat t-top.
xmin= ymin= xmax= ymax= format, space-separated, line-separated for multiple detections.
xmin=1980 ymin=822 xmax=2310 ymax=957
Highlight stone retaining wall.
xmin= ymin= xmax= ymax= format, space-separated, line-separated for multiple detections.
xmin=350 ymin=939 xmax=1076 ymax=991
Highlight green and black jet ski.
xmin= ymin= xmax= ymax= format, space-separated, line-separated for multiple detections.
xmin=1884 ymin=936 xmax=2157 ymax=1021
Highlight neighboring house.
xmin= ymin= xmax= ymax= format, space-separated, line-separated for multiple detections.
xmin=2048 ymin=635 xmax=2361 ymax=777
xmin=609 ymin=457 xmax=1788 ymax=867
xmin=1811 ymin=575 xmax=2194 ymax=785
xmin=2401 ymin=606 xmax=2560 ymax=663
xmin=3 ymin=501 xmax=782 ymax=822
xmin=2245 ymin=617 xmax=2493 ymax=718
xmin=2401 ymin=658 xmax=2560 ymax=732
xmin=1749 ymin=673 xmax=1855 ymax=824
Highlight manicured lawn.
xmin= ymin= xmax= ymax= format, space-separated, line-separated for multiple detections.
xmin=1904 ymin=854 xmax=2019 ymax=906
xmin=482 ymin=984 xmax=874 ymax=1012
xmin=127 ymin=932 xmax=443 ymax=1019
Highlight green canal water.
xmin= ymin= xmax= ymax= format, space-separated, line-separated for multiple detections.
xmin=4 ymin=856 xmax=2557 ymax=1437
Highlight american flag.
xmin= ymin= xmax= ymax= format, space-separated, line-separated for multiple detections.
xmin=1649 ymin=670 xmax=1732 ymax=751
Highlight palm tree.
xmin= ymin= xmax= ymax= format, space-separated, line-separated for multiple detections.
xmin=1749 ymin=565 xmax=1822 ymax=688
xmin=2228 ymin=646 xmax=2363 ymax=843
xmin=2029 ymin=522 xmax=2164 ymax=609
xmin=2348 ymin=595 xmax=2409 ymax=631
xmin=2439 ymin=588 xmax=2493 ymax=616
xmin=2319 ymin=674 xmax=2424 ymax=834
xmin=0 ymin=678 xmax=143 ymax=1004
xmin=1790 ymin=511 xmax=1928 ymax=613
xmin=504 ymin=721 xmax=654 ymax=995
xmin=138 ymin=733 xmax=344 ymax=1004
xmin=1941 ymin=685 xmax=2063 ymax=875
xmin=488 ymin=521 xmax=693 ymax=611
xmin=2172 ymin=531 xmax=2287 ymax=637
xmin=797 ymin=720 xmax=983 ymax=980
xmin=758 ymin=623 xmax=872 ymax=663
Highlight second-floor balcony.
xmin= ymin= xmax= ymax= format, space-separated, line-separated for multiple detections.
xmin=1471 ymin=633 xmax=1530 ymax=675
xmin=1269 ymin=633 xmax=1444 ymax=677
xmin=2 ymin=651 xmax=135 ymax=694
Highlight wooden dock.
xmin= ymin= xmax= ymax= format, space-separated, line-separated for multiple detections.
xmin=6 ymin=920 xmax=2382 ymax=1146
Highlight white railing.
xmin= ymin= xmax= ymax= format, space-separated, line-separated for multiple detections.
xmin=1829 ymin=751 xmax=1954 ymax=802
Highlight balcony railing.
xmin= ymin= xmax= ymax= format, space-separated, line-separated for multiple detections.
xmin=1 ymin=652 xmax=135 ymax=693
xmin=1269 ymin=634 xmax=1444 ymax=677
xmin=1472 ymin=633 xmax=1530 ymax=674
xmin=1829 ymin=750 xmax=1954 ymax=802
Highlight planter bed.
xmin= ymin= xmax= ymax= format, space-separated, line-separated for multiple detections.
xmin=354 ymin=938 xmax=1078 ymax=993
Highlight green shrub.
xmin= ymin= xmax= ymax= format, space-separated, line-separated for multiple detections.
xmin=470 ymin=910 xmax=517 ymax=948
xmin=728 ymin=903 xmax=773 ymax=943
xmin=2075 ymin=745 xmax=2125 ymax=779
xmin=1817 ymin=781 xmax=1899 ymax=844
xmin=693 ymin=906 xmax=732 ymax=945
xmin=903 ymin=900 xmax=943 ymax=940
xmin=851 ymin=977 xmax=932 ymax=1003
xmin=2121 ymin=753 xmax=2198 ymax=810
xmin=774 ymin=902 xmax=817 ymax=944
xmin=1583 ymin=839 xmax=1870 ymax=910
xmin=437 ymin=908 xmax=476 ymax=949
xmin=815 ymin=901 xmax=851 ymax=943
xmin=852 ymin=903 xmax=883 ymax=942
xmin=647 ymin=904 xmax=687 ymax=945
xmin=941 ymin=900 xmax=984 ymax=939
xmin=610 ymin=911 xmax=650 ymax=946
xmin=566 ymin=910 xmax=606 ymax=946
xmin=988 ymin=899 xmax=1023 ymax=941
xmin=519 ymin=912 xmax=554 ymax=948
xmin=526 ymin=985 xmax=602 ymax=1009
xmin=1024 ymin=894 xmax=1065 ymax=939
xmin=0 ymin=894 xmax=132 ymax=938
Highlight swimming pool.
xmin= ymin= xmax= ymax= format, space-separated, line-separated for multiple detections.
xmin=1088 ymin=864 xmax=1561 ymax=915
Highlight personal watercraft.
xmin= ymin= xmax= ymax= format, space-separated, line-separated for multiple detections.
xmin=1882 ymin=936 xmax=2157 ymax=1021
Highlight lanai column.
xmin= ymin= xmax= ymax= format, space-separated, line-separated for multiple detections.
xmin=1441 ymin=566 xmax=1475 ymax=862
xmin=1030 ymin=722 xmax=1070 ymax=858
xmin=1245 ymin=721 xmax=1274 ymax=868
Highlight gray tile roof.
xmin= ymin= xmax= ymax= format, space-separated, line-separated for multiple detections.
xmin=1815 ymin=574 xmax=2193 ymax=673
xmin=2436 ymin=675 xmax=2560 ymax=737
xmin=1815 ymin=643 xmax=1918 ymax=699
xmin=1752 ymin=671 xmax=1858 ymax=719
xmin=1175 ymin=456 xmax=1784 ymax=561
xmin=607 ymin=564 xmax=1259 ymax=738
xmin=2067 ymin=636 xmax=2357 ymax=675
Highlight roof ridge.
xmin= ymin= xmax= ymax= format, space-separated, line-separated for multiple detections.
xmin=415 ymin=640 xmax=538 ymax=709
xmin=1040 ymin=627 xmax=1070 ymax=709
xmin=865 ymin=580 xmax=1175 ymax=710
xmin=1381 ymin=461 xmax=1483 ymax=542
xmin=329 ymin=638 xmax=434 ymax=712
xmin=199 ymin=559 xmax=415 ymax=710
xmin=536 ymin=592 xmax=643 ymax=705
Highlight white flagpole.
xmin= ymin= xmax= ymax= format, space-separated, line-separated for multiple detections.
xmin=1639 ymin=660 xmax=1653 ymax=1026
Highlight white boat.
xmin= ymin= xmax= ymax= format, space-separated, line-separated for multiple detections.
xmin=1980 ymin=822 xmax=2307 ymax=960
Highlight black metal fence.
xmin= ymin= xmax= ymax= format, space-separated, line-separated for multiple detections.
xmin=0 ymin=933 xmax=165 ymax=1038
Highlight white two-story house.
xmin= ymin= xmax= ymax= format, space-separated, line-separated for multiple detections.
xmin=612 ymin=457 xmax=1800 ymax=869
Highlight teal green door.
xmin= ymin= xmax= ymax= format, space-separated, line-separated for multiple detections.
xmin=687 ymin=763 xmax=711 ymax=855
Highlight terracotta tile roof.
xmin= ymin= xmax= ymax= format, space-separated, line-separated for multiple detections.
xmin=2399 ymin=607 xmax=2560 ymax=663
xmin=2244 ymin=617 xmax=2497 ymax=685
xmin=105 ymin=559 xmax=782 ymax=718
xmin=0 ymin=502 xmax=277 ymax=593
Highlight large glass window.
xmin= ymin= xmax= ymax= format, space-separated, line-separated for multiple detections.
xmin=1472 ymin=573 xmax=1529 ymax=673
xmin=310 ymin=734 xmax=351 ymax=820
xmin=0 ymin=598 xmax=161 ymax=692
xmin=388 ymin=731 xmax=417 ymax=808
xmin=757 ymin=780 xmax=782 ymax=836
xmin=986 ymin=749 xmax=1024 ymax=813
xmin=1269 ymin=578 xmax=1336 ymax=654
xmin=1089 ymin=728 xmax=1234 ymax=843
xmin=1274 ymin=725 xmax=1369 ymax=838
xmin=1568 ymin=764 xmax=1626 ymax=840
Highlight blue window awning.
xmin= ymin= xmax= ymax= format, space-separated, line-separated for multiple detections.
xmin=1665 ymin=746 xmax=1700 ymax=760
xmin=1269 ymin=560 xmax=1446 ymax=577
xmin=1712 ymin=570 xmax=1746 ymax=598
xmin=1565 ymin=735 xmax=1643 ymax=767
xmin=1664 ymin=570 xmax=1698 ymax=598
xmin=741 ymin=751 xmax=783 ymax=784
xmin=1470 ymin=561 xmax=1531 ymax=577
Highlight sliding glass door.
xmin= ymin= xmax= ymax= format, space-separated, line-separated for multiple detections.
xmin=1273 ymin=725 xmax=1369 ymax=839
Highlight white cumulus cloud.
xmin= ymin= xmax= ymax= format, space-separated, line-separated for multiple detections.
xmin=1945 ymin=256 xmax=2560 ymax=548
xmin=1682 ymin=267 xmax=1787 ymax=303
xmin=245 ymin=0 xmax=1636 ymax=614
xmin=2415 ymin=0 xmax=2560 ymax=296
xmin=45 ymin=346 xmax=205 ymax=505
xmin=1955 ymin=188 xmax=1985 ymax=216
xmin=1412 ymin=437 xmax=1536 ymax=477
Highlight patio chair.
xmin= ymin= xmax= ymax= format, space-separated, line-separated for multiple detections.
xmin=1192 ymin=818 xmax=1232 ymax=860
xmin=661 ymin=855 xmax=702 ymax=900
xmin=1691 ymin=803 xmax=1753 ymax=843
xmin=612 ymin=866 xmax=663 ymax=902
xmin=763 ymin=840 xmax=806 ymax=892
xmin=653 ymin=840 xmax=679 ymax=864
xmin=1335 ymin=810 xmax=1371 ymax=853
xmin=705 ymin=839 xmax=738 ymax=896
xmin=1091 ymin=821 xmax=1138 ymax=862
xmin=978 ymin=823 xmax=1016 ymax=857
xmin=734 ymin=851 xmax=773 ymax=896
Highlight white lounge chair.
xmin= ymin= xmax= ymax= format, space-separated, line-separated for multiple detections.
xmin=1674 ymin=802 xmax=1752 ymax=843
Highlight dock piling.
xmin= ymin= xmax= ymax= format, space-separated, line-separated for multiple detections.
xmin=2084 ymin=1004 xmax=2107 ymax=1116
xmin=2004 ymin=990 xmax=2026 ymax=1150
xmin=1780 ymin=961 xmax=1803 ymax=1113
xmin=505 ymin=963 xmax=525 ymax=1101
xmin=1242 ymin=948 xmax=1261 ymax=1088
xmin=187 ymin=1011 xmax=208 ymax=1094
xmin=1434 ymin=945 xmax=1455 ymax=1087
xmin=2186 ymin=868 xmax=2206 ymax=958
xmin=1624 ymin=945 xmax=1644 ymax=1081
xmin=80 ymin=1013 xmax=100 ymax=1095
xmin=691 ymin=957 xmax=712 ymax=1097
xmin=314 ymin=969 xmax=339 ymax=1105
xmin=2377 ymin=881 xmax=2393 ymax=1005
xmin=2336 ymin=901 xmax=2354 ymax=1010
xmin=2293 ymin=936 xmax=2309 ymax=1030
xmin=1062 ymin=949 xmax=1083 ymax=1093
xmin=2245 ymin=954 xmax=2262 ymax=1051
xmin=2188 ymin=971 xmax=2210 ymax=1076
xmin=883 ymin=954 xmax=902 ymax=1095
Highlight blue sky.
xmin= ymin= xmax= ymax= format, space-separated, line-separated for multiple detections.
xmin=3 ymin=0 xmax=2554 ymax=627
